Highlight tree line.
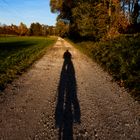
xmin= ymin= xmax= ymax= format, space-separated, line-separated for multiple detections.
xmin=0 ymin=22 xmax=56 ymax=36
xmin=50 ymin=0 xmax=140 ymax=40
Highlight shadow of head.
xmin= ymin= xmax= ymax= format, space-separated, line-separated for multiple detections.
xmin=63 ymin=50 xmax=72 ymax=62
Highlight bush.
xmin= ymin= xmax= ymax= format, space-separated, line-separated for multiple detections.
xmin=72 ymin=34 xmax=140 ymax=100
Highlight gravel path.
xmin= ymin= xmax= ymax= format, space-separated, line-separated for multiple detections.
xmin=0 ymin=38 xmax=139 ymax=140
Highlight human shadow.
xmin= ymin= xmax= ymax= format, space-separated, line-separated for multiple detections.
xmin=55 ymin=50 xmax=81 ymax=140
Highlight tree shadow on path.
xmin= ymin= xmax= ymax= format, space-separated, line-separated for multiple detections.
xmin=55 ymin=50 xmax=81 ymax=140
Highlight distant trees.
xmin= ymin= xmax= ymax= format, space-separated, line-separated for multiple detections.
xmin=0 ymin=24 xmax=19 ymax=35
xmin=29 ymin=22 xmax=43 ymax=36
xmin=0 ymin=23 xmax=28 ymax=35
xmin=0 ymin=22 xmax=57 ymax=36
xmin=56 ymin=20 xmax=69 ymax=37
xmin=18 ymin=22 xmax=28 ymax=36
xmin=29 ymin=23 xmax=56 ymax=36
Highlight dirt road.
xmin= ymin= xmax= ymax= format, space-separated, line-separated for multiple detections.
xmin=0 ymin=38 xmax=139 ymax=140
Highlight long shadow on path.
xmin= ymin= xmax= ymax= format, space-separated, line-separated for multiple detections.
xmin=55 ymin=50 xmax=81 ymax=140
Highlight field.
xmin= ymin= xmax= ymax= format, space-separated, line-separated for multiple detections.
xmin=0 ymin=36 xmax=57 ymax=90
xmin=68 ymin=34 xmax=140 ymax=100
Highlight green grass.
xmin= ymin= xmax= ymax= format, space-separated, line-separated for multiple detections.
xmin=0 ymin=36 xmax=57 ymax=90
xmin=67 ymin=34 xmax=140 ymax=101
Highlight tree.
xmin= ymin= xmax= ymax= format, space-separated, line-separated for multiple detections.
xmin=47 ymin=26 xmax=56 ymax=35
xmin=56 ymin=20 xmax=69 ymax=37
xmin=42 ymin=25 xmax=49 ymax=36
xmin=29 ymin=22 xmax=43 ymax=36
xmin=50 ymin=0 xmax=73 ymax=20
xmin=50 ymin=0 xmax=140 ymax=39
xmin=18 ymin=22 xmax=28 ymax=36
xmin=50 ymin=0 xmax=110 ymax=40
xmin=121 ymin=0 xmax=140 ymax=24
xmin=72 ymin=2 xmax=109 ymax=40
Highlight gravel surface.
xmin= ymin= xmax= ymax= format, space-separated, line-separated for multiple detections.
xmin=0 ymin=38 xmax=139 ymax=140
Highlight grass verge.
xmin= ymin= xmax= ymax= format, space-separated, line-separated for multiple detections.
xmin=66 ymin=34 xmax=140 ymax=101
xmin=0 ymin=36 xmax=57 ymax=90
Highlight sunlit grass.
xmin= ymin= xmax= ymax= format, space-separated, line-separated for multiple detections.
xmin=0 ymin=36 xmax=57 ymax=89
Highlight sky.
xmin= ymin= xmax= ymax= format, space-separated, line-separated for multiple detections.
xmin=0 ymin=0 xmax=58 ymax=27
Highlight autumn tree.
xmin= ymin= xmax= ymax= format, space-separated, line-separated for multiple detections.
xmin=29 ymin=22 xmax=43 ymax=36
xmin=72 ymin=2 xmax=110 ymax=40
xmin=56 ymin=20 xmax=69 ymax=37
xmin=50 ymin=0 xmax=110 ymax=40
xmin=11 ymin=24 xmax=19 ymax=34
xmin=0 ymin=24 xmax=19 ymax=35
xmin=50 ymin=0 xmax=140 ymax=39
xmin=50 ymin=0 xmax=73 ymax=20
xmin=18 ymin=22 xmax=28 ymax=36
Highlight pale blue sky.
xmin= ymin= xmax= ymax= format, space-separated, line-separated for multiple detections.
xmin=0 ymin=0 xmax=57 ymax=27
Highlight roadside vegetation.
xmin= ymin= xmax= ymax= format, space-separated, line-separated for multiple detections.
xmin=68 ymin=34 xmax=140 ymax=100
xmin=0 ymin=36 xmax=57 ymax=90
